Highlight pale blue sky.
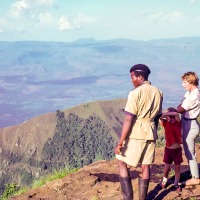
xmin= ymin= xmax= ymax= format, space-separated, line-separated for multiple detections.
xmin=0 ymin=0 xmax=200 ymax=42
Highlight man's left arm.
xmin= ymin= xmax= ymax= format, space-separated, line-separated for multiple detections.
xmin=154 ymin=114 xmax=162 ymax=129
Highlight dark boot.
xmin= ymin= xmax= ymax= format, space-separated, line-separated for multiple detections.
xmin=138 ymin=177 xmax=149 ymax=200
xmin=119 ymin=176 xmax=133 ymax=200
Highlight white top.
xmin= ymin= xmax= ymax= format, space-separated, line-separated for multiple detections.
xmin=181 ymin=88 xmax=200 ymax=119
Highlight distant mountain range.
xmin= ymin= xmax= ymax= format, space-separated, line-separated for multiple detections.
xmin=0 ymin=37 xmax=200 ymax=127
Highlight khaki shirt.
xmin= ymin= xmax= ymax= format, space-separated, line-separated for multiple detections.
xmin=125 ymin=81 xmax=163 ymax=140
xmin=181 ymin=88 xmax=200 ymax=119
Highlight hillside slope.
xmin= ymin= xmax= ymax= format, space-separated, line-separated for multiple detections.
xmin=10 ymin=145 xmax=200 ymax=200
xmin=0 ymin=98 xmax=126 ymax=194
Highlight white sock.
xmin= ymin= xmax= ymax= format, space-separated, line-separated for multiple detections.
xmin=162 ymin=177 xmax=168 ymax=184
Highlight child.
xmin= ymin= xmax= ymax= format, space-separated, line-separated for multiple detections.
xmin=160 ymin=107 xmax=183 ymax=192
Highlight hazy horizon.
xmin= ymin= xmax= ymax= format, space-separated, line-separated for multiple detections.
xmin=1 ymin=37 xmax=199 ymax=128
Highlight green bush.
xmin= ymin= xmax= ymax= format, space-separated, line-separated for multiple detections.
xmin=42 ymin=111 xmax=117 ymax=172
xmin=0 ymin=183 xmax=20 ymax=200
xmin=21 ymin=170 xmax=33 ymax=186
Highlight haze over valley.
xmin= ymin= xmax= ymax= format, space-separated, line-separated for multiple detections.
xmin=1 ymin=37 xmax=200 ymax=127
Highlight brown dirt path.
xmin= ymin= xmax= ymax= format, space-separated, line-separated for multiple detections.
xmin=10 ymin=144 xmax=200 ymax=200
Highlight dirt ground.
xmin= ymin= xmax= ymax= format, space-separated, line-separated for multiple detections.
xmin=11 ymin=144 xmax=200 ymax=200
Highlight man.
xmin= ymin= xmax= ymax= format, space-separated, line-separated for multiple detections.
xmin=115 ymin=64 xmax=163 ymax=200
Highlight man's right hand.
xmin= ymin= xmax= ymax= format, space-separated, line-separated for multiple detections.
xmin=114 ymin=144 xmax=122 ymax=155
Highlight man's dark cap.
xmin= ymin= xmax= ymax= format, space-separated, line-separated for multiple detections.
xmin=130 ymin=64 xmax=151 ymax=75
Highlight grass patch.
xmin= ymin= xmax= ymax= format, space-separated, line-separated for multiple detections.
xmin=32 ymin=167 xmax=78 ymax=189
xmin=1 ymin=167 xmax=78 ymax=200
xmin=0 ymin=183 xmax=20 ymax=200
xmin=169 ymin=170 xmax=175 ymax=177
xmin=90 ymin=197 xmax=100 ymax=200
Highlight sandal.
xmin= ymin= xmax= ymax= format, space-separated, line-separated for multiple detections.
xmin=186 ymin=178 xmax=200 ymax=186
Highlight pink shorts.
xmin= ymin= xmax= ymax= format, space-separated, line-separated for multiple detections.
xmin=163 ymin=147 xmax=183 ymax=165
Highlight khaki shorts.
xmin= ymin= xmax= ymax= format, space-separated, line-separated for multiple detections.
xmin=116 ymin=138 xmax=156 ymax=167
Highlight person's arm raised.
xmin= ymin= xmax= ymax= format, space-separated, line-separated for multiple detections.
xmin=177 ymin=104 xmax=185 ymax=114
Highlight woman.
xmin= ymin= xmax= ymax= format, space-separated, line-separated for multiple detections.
xmin=177 ymin=71 xmax=200 ymax=186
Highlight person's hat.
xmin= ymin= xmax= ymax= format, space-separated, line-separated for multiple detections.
xmin=130 ymin=64 xmax=151 ymax=75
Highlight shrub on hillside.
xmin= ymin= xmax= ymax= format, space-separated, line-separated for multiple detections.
xmin=42 ymin=111 xmax=117 ymax=173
